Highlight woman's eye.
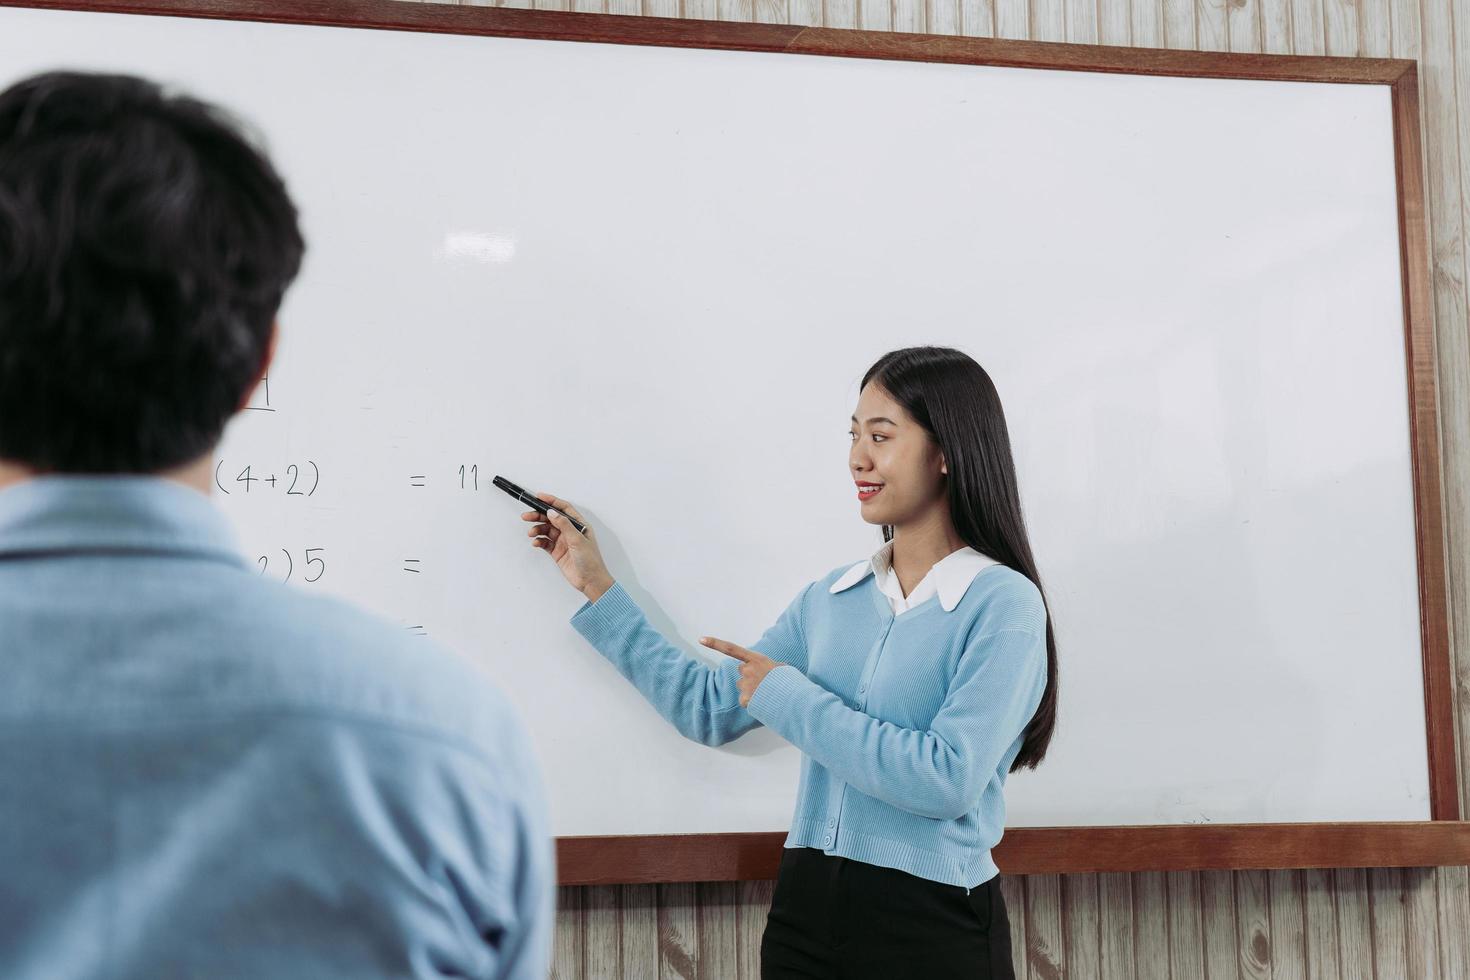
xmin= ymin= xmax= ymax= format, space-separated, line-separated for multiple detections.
xmin=848 ymin=432 xmax=885 ymax=442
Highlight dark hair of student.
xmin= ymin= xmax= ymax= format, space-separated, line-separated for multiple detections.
xmin=861 ymin=346 xmax=1058 ymax=771
xmin=0 ymin=70 xmax=304 ymax=473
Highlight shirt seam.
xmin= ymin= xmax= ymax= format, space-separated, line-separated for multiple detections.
xmin=0 ymin=703 xmax=519 ymax=778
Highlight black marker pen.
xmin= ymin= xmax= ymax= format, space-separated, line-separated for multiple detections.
xmin=493 ymin=475 xmax=589 ymax=535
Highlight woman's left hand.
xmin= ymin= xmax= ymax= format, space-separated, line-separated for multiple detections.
xmin=699 ymin=636 xmax=783 ymax=708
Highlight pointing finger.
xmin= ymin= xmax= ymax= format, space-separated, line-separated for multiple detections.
xmin=701 ymin=637 xmax=751 ymax=661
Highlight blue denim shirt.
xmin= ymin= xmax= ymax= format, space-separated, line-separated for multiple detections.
xmin=0 ymin=476 xmax=553 ymax=980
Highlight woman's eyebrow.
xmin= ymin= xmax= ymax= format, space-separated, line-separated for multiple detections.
xmin=851 ymin=416 xmax=899 ymax=426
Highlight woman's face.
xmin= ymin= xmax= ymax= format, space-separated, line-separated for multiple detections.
xmin=848 ymin=383 xmax=948 ymax=529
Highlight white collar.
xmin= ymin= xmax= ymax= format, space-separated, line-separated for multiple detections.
xmin=828 ymin=539 xmax=999 ymax=612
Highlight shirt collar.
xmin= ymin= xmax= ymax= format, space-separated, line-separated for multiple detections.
xmin=829 ymin=539 xmax=999 ymax=612
xmin=0 ymin=475 xmax=247 ymax=568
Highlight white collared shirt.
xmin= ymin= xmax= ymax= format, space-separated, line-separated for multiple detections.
xmin=828 ymin=538 xmax=1000 ymax=614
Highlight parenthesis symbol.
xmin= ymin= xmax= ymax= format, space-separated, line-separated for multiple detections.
xmin=282 ymin=549 xmax=293 ymax=583
xmin=215 ymin=459 xmax=230 ymax=495
xmin=310 ymin=460 xmax=319 ymax=496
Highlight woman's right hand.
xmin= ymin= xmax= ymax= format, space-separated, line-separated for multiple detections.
xmin=522 ymin=492 xmax=615 ymax=602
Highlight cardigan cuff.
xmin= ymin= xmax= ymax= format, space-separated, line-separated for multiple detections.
xmin=745 ymin=663 xmax=809 ymax=728
xmin=569 ymin=581 xmax=640 ymax=644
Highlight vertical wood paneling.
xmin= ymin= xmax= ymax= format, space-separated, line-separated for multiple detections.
xmin=1303 ymin=868 xmax=1342 ymax=979
xmin=1134 ymin=871 xmax=1171 ymax=980
xmin=1236 ymin=870 xmax=1271 ymax=980
xmin=584 ymin=885 xmax=620 ymax=978
xmin=1258 ymin=0 xmax=1292 ymax=51
xmin=553 ymin=887 xmax=584 ymax=980
xmin=893 ymin=0 xmax=926 ymax=32
xmin=960 ymin=0 xmax=996 ymax=35
xmin=1097 ymin=0 xmax=1128 ymax=41
xmin=736 ymin=880 xmax=774 ymax=975
xmin=787 ymin=0 xmax=821 ymax=24
xmin=1061 ymin=874 xmax=1102 ymax=980
xmin=1333 ymin=868 xmax=1372 ymax=980
xmin=1289 ymin=0 xmax=1324 ymax=51
xmin=929 ymin=0 xmax=960 ymax=36
xmin=1201 ymin=871 xmax=1240 ymax=980
xmin=1163 ymin=0 xmax=1196 ymax=48
xmin=753 ymin=0 xmax=786 ymax=21
xmin=827 ymin=0 xmax=859 ymax=28
xmin=1025 ymin=873 xmax=1066 ymax=979
xmin=1441 ymin=0 xmax=1470 ymax=894
xmin=695 ymin=882 xmax=738 ymax=979
xmin=717 ymin=0 xmax=754 ymax=20
xmin=1268 ymin=870 xmax=1308 ymax=979
xmin=422 ymin=0 xmax=1470 ymax=974
xmin=1098 ymin=872 xmax=1135 ymax=980
xmin=1031 ymin=0 xmax=1067 ymax=40
xmin=1064 ymin=0 xmax=1097 ymax=42
xmin=1197 ymin=0 xmax=1229 ymax=49
xmin=619 ymin=884 xmax=659 ymax=977
xmin=1367 ymin=867 xmax=1410 ymax=978
xmin=1436 ymin=865 xmax=1470 ymax=978
xmin=1403 ymin=868 xmax=1442 ymax=978
xmin=1226 ymin=0 xmax=1262 ymax=51
xmin=1001 ymin=873 xmax=1030 ymax=977
xmin=1323 ymin=0 xmax=1357 ymax=52
xmin=1356 ymin=0 xmax=1390 ymax=51
xmin=1166 ymin=871 xmax=1206 ymax=980
xmin=858 ymin=0 xmax=891 ymax=31
xmin=994 ymin=0 xmax=1027 ymax=37
xmin=656 ymin=882 xmax=698 ymax=979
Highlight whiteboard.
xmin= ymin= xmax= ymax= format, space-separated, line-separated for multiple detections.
xmin=0 ymin=5 xmax=1430 ymax=834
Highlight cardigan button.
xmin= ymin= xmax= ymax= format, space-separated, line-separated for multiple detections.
xmin=824 ymin=835 xmax=833 ymax=846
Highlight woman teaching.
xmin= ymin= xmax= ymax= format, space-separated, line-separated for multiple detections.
xmin=523 ymin=346 xmax=1059 ymax=980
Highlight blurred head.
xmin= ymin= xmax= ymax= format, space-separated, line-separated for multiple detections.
xmin=851 ymin=346 xmax=1059 ymax=770
xmin=0 ymin=70 xmax=304 ymax=474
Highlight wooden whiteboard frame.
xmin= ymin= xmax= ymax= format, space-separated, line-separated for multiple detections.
xmin=5 ymin=0 xmax=1465 ymax=883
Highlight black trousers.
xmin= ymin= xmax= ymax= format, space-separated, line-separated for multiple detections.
xmin=760 ymin=847 xmax=1015 ymax=980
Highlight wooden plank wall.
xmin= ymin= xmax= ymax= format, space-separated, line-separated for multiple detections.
xmin=403 ymin=0 xmax=1470 ymax=973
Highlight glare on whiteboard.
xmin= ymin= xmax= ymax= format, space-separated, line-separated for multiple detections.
xmin=439 ymin=231 xmax=517 ymax=264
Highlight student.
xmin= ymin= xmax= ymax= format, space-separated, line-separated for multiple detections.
xmin=525 ymin=346 xmax=1057 ymax=980
xmin=0 ymin=71 xmax=553 ymax=979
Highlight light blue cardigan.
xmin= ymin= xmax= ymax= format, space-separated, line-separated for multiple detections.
xmin=570 ymin=560 xmax=1048 ymax=889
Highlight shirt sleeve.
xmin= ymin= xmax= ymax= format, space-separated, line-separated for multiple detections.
xmin=481 ymin=757 xmax=554 ymax=980
xmin=352 ymin=708 xmax=555 ymax=980
xmin=743 ymin=625 xmax=1047 ymax=820
xmin=569 ymin=580 xmax=812 ymax=747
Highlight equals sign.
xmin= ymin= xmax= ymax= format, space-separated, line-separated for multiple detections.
xmin=403 ymin=559 xmax=421 ymax=573
xmin=409 ymin=475 xmax=427 ymax=487
xmin=406 ymin=625 xmax=428 ymax=637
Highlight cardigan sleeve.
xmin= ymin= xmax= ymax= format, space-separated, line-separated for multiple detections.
xmin=744 ymin=624 xmax=1047 ymax=820
xmin=569 ymin=580 xmax=812 ymax=747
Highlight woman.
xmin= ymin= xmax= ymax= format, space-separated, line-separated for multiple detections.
xmin=525 ymin=346 xmax=1058 ymax=980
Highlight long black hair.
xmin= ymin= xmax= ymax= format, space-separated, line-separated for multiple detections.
xmin=861 ymin=346 xmax=1057 ymax=771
